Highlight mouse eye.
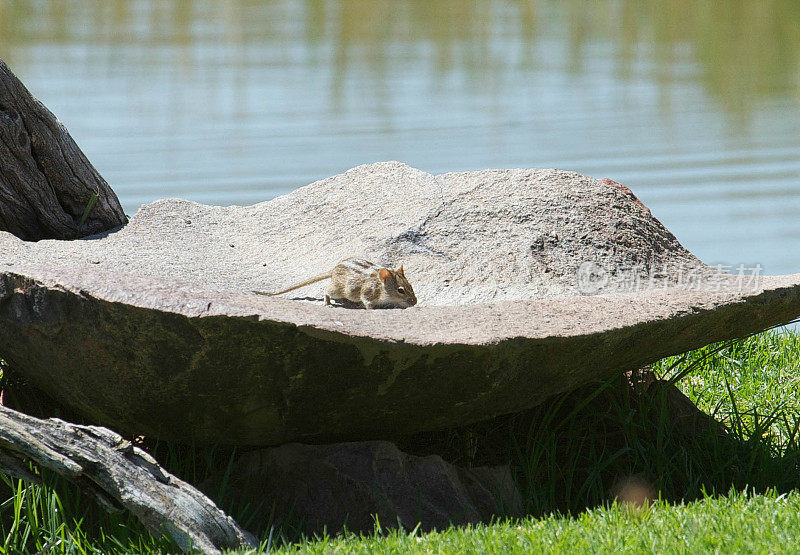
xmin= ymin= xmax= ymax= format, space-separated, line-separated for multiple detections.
xmin=397 ymin=287 xmax=406 ymax=295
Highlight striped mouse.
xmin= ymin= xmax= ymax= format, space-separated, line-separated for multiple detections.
xmin=254 ymin=258 xmax=417 ymax=309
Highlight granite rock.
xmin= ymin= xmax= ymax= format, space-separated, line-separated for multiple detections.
xmin=0 ymin=162 xmax=799 ymax=444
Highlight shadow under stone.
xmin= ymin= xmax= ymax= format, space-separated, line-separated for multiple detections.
xmin=206 ymin=364 xmax=800 ymax=539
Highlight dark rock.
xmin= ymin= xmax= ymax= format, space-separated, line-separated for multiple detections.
xmin=219 ymin=375 xmax=720 ymax=536
xmin=226 ymin=441 xmax=521 ymax=535
xmin=0 ymin=162 xmax=799 ymax=444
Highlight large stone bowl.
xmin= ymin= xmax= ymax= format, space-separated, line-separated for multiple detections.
xmin=1 ymin=162 xmax=798 ymax=445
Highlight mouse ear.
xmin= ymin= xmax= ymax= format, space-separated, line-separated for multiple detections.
xmin=398 ymin=265 xmax=405 ymax=276
xmin=379 ymin=268 xmax=391 ymax=282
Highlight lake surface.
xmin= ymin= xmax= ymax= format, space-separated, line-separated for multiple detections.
xmin=2 ymin=0 xmax=799 ymax=275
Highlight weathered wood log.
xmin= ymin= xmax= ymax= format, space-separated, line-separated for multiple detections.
xmin=0 ymin=58 xmax=127 ymax=240
xmin=0 ymin=404 xmax=257 ymax=554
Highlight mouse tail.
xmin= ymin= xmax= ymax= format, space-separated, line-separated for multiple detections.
xmin=253 ymin=272 xmax=332 ymax=296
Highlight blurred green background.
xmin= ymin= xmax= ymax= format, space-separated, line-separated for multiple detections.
xmin=1 ymin=0 xmax=798 ymax=273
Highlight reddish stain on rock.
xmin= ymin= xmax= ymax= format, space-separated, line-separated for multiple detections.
xmin=600 ymin=178 xmax=650 ymax=214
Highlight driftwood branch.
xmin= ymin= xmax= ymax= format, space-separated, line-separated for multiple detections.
xmin=0 ymin=404 xmax=257 ymax=554
xmin=0 ymin=57 xmax=127 ymax=240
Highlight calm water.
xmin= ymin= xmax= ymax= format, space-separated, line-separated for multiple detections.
xmin=1 ymin=0 xmax=799 ymax=274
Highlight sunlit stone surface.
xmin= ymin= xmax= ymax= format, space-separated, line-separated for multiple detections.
xmin=1 ymin=163 xmax=799 ymax=445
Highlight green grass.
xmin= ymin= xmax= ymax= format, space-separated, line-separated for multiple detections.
xmin=666 ymin=329 xmax=800 ymax=445
xmin=261 ymin=490 xmax=800 ymax=553
xmin=2 ymin=328 xmax=800 ymax=553
xmin=0 ymin=472 xmax=177 ymax=553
